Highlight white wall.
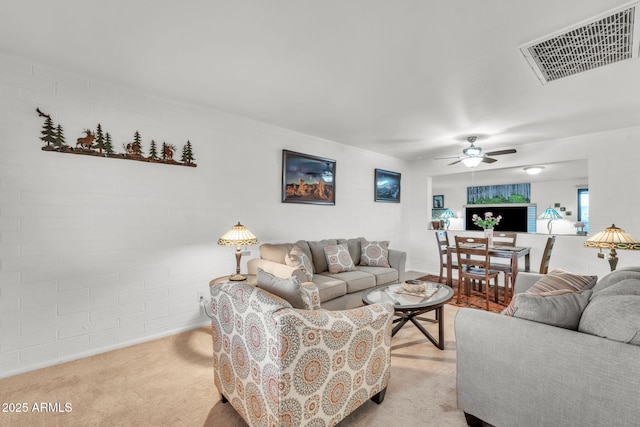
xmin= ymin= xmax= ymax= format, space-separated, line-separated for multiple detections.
xmin=0 ymin=53 xmax=409 ymax=377
xmin=407 ymin=131 xmax=640 ymax=277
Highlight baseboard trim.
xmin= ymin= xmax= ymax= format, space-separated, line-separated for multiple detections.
xmin=1 ymin=318 xmax=211 ymax=380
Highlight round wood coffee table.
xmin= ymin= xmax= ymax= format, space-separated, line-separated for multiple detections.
xmin=362 ymin=282 xmax=454 ymax=350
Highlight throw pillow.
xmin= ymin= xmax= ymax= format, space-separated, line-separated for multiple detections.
xmin=504 ymin=269 xmax=597 ymax=316
xmin=359 ymin=239 xmax=390 ymax=267
xmin=256 ymin=268 xmax=306 ymax=309
xmin=324 ymin=244 xmax=357 ymax=274
xmin=527 ymin=269 xmax=598 ymax=293
xmin=510 ymin=289 xmax=593 ymax=330
xmin=337 ymin=237 xmax=364 ymax=266
xmin=285 ymin=244 xmax=314 ymax=281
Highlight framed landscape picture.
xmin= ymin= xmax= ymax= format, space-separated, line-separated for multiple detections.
xmin=282 ymin=150 xmax=336 ymax=205
xmin=374 ymin=169 xmax=401 ymax=203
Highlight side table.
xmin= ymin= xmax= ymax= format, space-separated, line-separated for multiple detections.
xmin=209 ymin=274 xmax=257 ymax=286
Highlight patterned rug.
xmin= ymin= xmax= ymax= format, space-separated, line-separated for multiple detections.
xmin=416 ymin=274 xmax=508 ymax=313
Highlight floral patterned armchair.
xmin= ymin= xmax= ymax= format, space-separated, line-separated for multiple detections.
xmin=210 ymin=281 xmax=394 ymax=427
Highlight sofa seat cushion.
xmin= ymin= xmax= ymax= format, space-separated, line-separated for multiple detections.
xmin=579 ymin=279 xmax=640 ymax=345
xmin=356 ymin=266 xmax=398 ymax=285
xmin=311 ymin=274 xmax=347 ymax=303
xmin=318 ymin=270 xmax=376 ymax=294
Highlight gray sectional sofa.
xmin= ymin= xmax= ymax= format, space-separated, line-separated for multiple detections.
xmin=247 ymin=237 xmax=406 ymax=310
xmin=455 ymin=267 xmax=640 ymax=427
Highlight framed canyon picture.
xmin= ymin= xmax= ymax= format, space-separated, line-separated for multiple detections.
xmin=282 ymin=150 xmax=336 ymax=205
xmin=374 ymin=169 xmax=401 ymax=203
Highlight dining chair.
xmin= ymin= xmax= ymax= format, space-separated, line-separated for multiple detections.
xmin=492 ymin=231 xmax=518 ymax=247
xmin=454 ymin=236 xmax=501 ymax=311
xmin=435 ymin=230 xmax=457 ymax=284
xmin=488 ymin=231 xmax=518 ymax=302
xmin=505 ymin=236 xmax=556 ymax=294
xmin=537 ymin=235 xmax=556 ymax=274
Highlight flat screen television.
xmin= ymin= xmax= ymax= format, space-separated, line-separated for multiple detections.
xmin=465 ymin=205 xmax=537 ymax=233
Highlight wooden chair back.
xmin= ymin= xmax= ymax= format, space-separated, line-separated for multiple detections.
xmin=454 ymin=236 xmax=491 ymax=272
xmin=454 ymin=235 xmax=503 ymax=309
xmin=435 ymin=230 xmax=453 ymax=283
xmin=538 ymin=236 xmax=556 ymax=274
xmin=492 ymin=231 xmax=518 ymax=247
xmin=435 ymin=230 xmax=450 ymax=261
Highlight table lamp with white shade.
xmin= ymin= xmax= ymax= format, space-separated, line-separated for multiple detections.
xmin=217 ymin=222 xmax=258 ymax=281
xmin=584 ymin=224 xmax=640 ymax=271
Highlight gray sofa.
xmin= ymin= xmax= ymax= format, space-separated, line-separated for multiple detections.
xmin=455 ymin=267 xmax=640 ymax=427
xmin=247 ymin=237 xmax=406 ymax=310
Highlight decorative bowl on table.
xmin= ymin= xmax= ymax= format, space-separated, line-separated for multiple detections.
xmin=402 ymin=280 xmax=426 ymax=293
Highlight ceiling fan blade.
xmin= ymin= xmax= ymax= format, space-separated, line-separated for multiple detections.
xmin=484 ymin=148 xmax=517 ymax=156
xmin=448 ymin=159 xmax=463 ymax=166
xmin=481 ymin=157 xmax=498 ymax=164
xmin=434 ymin=155 xmax=461 ymax=160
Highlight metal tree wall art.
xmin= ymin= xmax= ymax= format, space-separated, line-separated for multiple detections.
xmin=36 ymin=108 xmax=197 ymax=167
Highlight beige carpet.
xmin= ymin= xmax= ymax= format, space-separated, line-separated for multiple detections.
xmin=0 ymin=305 xmax=467 ymax=427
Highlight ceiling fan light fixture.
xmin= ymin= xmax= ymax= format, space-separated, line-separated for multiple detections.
xmin=463 ymin=146 xmax=482 ymax=157
xmin=461 ymin=157 xmax=483 ymax=168
xmin=524 ymin=166 xmax=544 ymax=175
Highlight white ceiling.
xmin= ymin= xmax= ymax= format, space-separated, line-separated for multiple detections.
xmin=2 ymin=1 xmax=639 ymax=161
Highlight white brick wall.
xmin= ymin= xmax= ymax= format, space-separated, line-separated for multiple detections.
xmin=0 ymin=52 xmax=409 ymax=377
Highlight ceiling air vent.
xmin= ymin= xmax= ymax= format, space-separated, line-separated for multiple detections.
xmin=520 ymin=5 xmax=640 ymax=84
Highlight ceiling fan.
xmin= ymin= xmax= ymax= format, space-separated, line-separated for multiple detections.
xmin=435 ymin=136 xmax=517 ymax=167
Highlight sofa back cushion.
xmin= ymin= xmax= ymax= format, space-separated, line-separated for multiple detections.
xmin=259 ymin=243 xmax=294 ymax=264
xmin=579 ymin=278 xmax=640 ymax=345
xmin=307 ymin=239 xmax=338 ymax=273
xmin=591 ymin=269 xmax=640 ymax=294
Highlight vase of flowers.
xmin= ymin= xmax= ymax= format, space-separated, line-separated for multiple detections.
xmin=472 ymin=212 xmax=502 ymax=246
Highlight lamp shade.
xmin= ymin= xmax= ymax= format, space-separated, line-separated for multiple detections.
xmin=584 ymin=224 xmax=640 ymax=250
xmin=538 ymin=208 xmax=562 ymax=220
xmin=218 ymin=222 xmax=258 ymax=247
xmin=440 ymin=209 xmax=456 ymax=219
xmin=461 ymin=157 xmax=483 ymax=168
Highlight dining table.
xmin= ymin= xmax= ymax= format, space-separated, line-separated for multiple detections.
xmin=446 ymin=244 xmax=531 ymax=301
